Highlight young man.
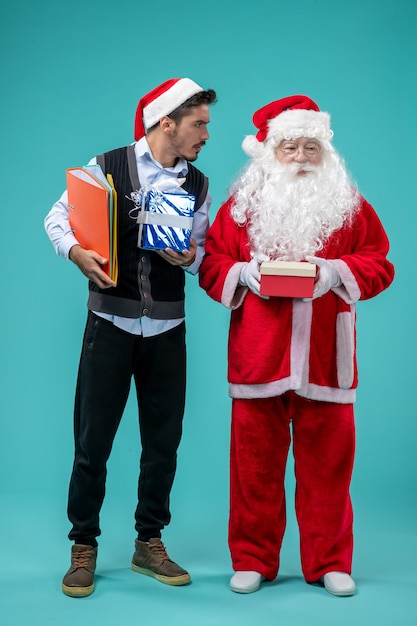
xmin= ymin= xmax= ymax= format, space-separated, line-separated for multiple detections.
xmin=199 ymin=95 xmax=394 ymax=597
xmin=45 ymin=78 xmax=217 ymax=597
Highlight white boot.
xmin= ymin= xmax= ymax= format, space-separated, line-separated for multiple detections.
xmin=230 ymin=571 xmax=264 ymax=594
xmin=322 ymin=572 xmax=356 ymax=596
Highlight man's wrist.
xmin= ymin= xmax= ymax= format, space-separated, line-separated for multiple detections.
xmin=69 ymin=244 xmax=81 ymax=262
xmin=181 ymin=255 xmax=196 ymax=267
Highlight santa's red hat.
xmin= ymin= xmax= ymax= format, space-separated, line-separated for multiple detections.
xmin=242 ymin=95 xmax=333 ymax=157
xmin=134 ymin=78 xmax=203 ymax=140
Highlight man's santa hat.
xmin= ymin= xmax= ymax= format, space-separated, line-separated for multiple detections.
xmin=242 ymin=95 xmax=333 ymax=157
xmin=134 ymin=78 xmax=204 ymax=140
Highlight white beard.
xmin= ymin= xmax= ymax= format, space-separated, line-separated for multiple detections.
xmin=230 ymin=146 xmax=359 ymax=261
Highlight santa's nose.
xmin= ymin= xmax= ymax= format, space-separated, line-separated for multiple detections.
xmin=294 ymin=150 xmax=308 ymax=163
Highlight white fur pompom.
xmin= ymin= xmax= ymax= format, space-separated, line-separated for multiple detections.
xmin=242 ymin=135 xmax=265 ymax=158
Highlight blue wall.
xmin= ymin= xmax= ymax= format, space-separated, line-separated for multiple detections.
xmin=1 ymin=0 xmax=415 ymax=556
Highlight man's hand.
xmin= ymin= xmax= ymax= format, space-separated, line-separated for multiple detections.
xmin=157 ymin=238 xmax=197 ymax=267
xmin=69 ymin=245 xmax=116 ymax=289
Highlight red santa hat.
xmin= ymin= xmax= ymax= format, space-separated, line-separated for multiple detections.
xmin=134 ymin=78 xmax=204 ymax=140
xmin=242 ymin=95 xmax=333 ymax=157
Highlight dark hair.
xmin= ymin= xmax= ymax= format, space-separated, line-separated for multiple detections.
xmin=147 ymin=89 xmax=217 ymax=133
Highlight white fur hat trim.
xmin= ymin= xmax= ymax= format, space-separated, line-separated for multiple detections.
xmin=267 ymin=109 xmax=333 ymax=142
xmin=143 ymin=78 xmax=203 ymax=130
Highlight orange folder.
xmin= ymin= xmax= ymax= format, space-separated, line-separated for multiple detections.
xmin=66 ymin=167 xmax=118 ymax=282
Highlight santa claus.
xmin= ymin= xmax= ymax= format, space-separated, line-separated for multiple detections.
xmin=199 ymin=95 xmax=394 ymax=596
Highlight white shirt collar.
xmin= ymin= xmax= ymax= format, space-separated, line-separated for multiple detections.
xmin=134 ymin=137 xmax=188 ymax=176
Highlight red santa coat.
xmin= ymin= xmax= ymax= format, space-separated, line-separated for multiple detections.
xmin=199 ymin=195 xmax=394 ymax=403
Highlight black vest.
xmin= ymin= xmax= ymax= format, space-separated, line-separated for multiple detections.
xmin=87 ymin=144 xmax=208 ymax=319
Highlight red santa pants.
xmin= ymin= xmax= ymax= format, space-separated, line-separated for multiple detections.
xmin=229 ymin=392 xmax=355 ymax=582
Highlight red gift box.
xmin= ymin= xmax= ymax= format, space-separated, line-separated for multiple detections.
xmin=260 ymin=261 xmax=317 ymax=298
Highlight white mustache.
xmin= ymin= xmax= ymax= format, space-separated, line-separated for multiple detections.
xmin=288 ymin=163 xmax=317 ymax=174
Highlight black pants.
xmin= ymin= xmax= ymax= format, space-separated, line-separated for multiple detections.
xmin=67 ymin=312 xmax=186 ymax=546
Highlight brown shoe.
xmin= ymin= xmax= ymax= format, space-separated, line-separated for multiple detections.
xmin=131 ymin=538 xmax=190 ymax=586
xmin=62 ymin=544 xmax=97 ymax=597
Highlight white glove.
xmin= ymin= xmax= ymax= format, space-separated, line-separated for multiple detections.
xmin=305 ymin=256 xmax=341 ymax=300
xmin=239 ymin=258 xmax=266 ymax=298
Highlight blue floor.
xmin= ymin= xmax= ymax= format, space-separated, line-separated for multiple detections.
xmin=2 ymin=490 xmax=416 ymax=626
